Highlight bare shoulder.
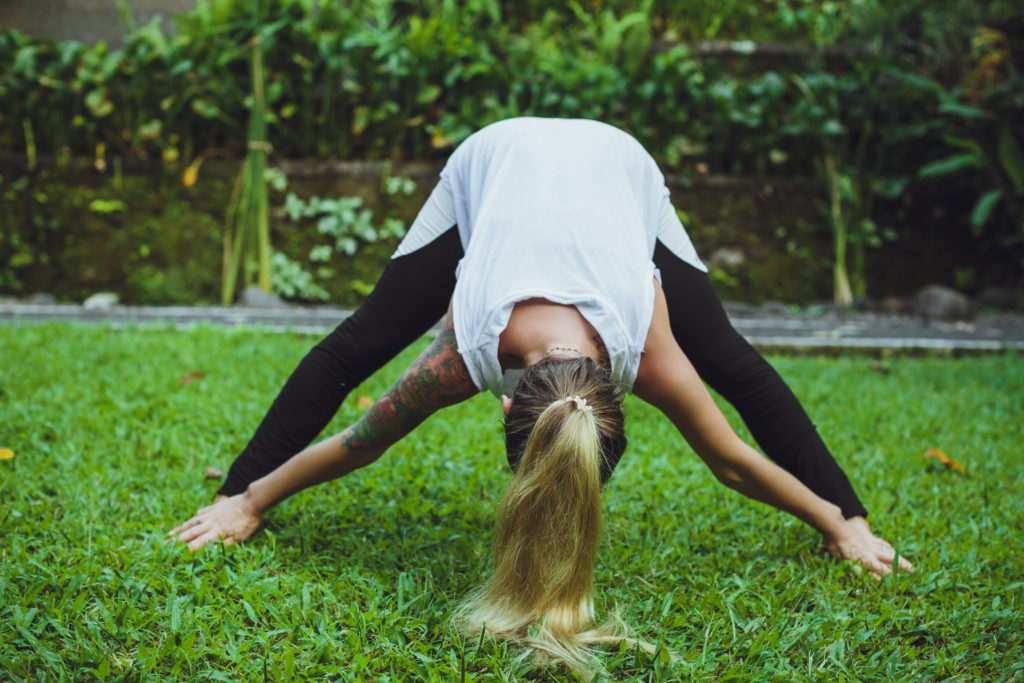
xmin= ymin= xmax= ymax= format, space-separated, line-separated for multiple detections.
xmin=633 ymin=281 xmax=689 ymax=407
xmin=632 ymin=282 xmax=731 ymax=438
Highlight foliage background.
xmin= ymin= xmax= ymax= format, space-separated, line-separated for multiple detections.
xmin=1 ymin=0 xmax=1022 ymax=304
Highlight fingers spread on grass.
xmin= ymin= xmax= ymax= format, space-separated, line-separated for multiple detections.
xmin=188 ymin=529 xmax=237 ymax=552
xmin=167 ymin=515 xmax=202 ymax=537
xmin=873 ymin=541 xmax=915 ymax=575
xmin=167 ymin=495 xmax=261 ymax=550
xmin=173 ymin=520 xmax=209 ymax=545
xmin=849 ymin=543 xmax=916 ymax=577
xmin=862 ymin=555 xmax=889 ymax=576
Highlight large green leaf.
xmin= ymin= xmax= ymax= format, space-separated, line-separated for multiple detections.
xmin=873 ymin=176 xmax=909 ymax=199
xmin=138 ymin=119 xmax=162 ymax=140
xmin=997 ymin=128 xmax=1024 ymax=191
xmin=882 ymin=66 xmax=944 ymax=94
xmin=918 ymin=153 xmax=982 ymax=179
xmin=416 ymin=84 xmax=442 ymax=105
xmin=84 ymin=88 xmax=113 ymax=118
xmin=191 ymin=97 xmax=231 ymax=123
xmin=938 ymin=99 xmax=995 ymax=120
xmin=943 ymin=134 xmax=983 ymax=156
xmin=970 ymin=189 xmax=1003 ymax=235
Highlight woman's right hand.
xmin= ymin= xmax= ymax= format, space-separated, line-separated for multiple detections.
xmin=825 ymin=516 xmax=915 ymax=576
xmin=168 ymin=492 xmax=262 ymax=551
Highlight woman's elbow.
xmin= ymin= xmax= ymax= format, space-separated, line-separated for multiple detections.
xmin=694 ymin=436 xmax=749 ymax=489
xmin=349 ymin=447 xmax=387 ymax=470
xmin=710 ymin=463 xmax=744 ymax=489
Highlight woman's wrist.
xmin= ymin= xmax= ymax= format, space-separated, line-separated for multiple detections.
xmin=815 ymin=502 xmax=849 ymax=545
xmin=243 ymin=480 xmax=273 ymax=516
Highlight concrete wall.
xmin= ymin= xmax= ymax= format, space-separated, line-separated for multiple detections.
xmin=0 ymin=0 xmax=195 ymax=48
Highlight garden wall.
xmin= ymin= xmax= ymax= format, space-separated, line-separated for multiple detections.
xmin=3 ymin=154 xmax=1013 ymax=308
xmin=0 ymin=0 xmax=194 ymax=48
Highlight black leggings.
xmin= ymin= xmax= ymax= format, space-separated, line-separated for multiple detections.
xmin=219 ymin=228 xmax=866 ymax=519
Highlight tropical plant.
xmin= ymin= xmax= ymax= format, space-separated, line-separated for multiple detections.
xmin=911 ymin=29 xmax=1024 ymax=254
xmin=274 ymin=167 xmax=415 ymax=301
xmin=222 ymin=34 xmax=271 ymax=304
xmin=787 ymin=70 xmax=882 ymax=304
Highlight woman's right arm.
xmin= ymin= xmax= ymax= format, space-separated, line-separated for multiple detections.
xmin=633 ymin=282 xmax=913 ymax=574
xmin=217 ymin=181 xmax=462 ymax=498
xmin=170 ymin=307 xmax=478 ymax=550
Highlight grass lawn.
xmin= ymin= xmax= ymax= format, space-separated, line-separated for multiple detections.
xmin=1 ymin=323 xmax=1022 ymax=681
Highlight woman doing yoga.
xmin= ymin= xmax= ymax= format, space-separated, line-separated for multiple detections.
xmin=170 ymin=117 xmax=913 ymax=677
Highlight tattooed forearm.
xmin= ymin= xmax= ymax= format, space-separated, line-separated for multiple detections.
xmin=340 ymin=324 xmax=476 ymax=453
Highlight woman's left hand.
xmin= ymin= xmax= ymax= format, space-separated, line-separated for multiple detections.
xmin=825 ymin=516 xmax=914 ymax=576
xmin=168 ymin=493 xmax=262 ymax=551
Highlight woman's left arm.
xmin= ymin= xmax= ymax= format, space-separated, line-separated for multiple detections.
xmin=170 ymin=306 xmax=479 ymax=550
xmin=634 ymin=283 xmax=913 ymax=574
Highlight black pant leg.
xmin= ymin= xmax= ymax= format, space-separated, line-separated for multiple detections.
xmin=653 ymin=241 xmax=868 ymax=519
xmin=219 ymin=227 xmax=463 ymax=495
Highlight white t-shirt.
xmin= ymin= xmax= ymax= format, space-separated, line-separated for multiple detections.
xmin=394 ymin=118 xmax=706 ymax=397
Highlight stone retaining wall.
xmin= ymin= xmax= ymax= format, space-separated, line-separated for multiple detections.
xmin=1 ymin=155 xmax=1017 ymax=307
xmin=0 ymin=0 xmax=195 ymax=48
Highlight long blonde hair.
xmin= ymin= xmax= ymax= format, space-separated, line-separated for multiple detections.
xmin=455 ymin=357 xmax=652 ymax=679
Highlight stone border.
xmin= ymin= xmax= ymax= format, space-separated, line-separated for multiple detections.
xmin=4 ymin=302 xmax=1022 ymax=351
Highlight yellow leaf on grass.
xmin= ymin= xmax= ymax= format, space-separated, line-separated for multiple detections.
xmin=925 ymin=447 xmax=966 ymax=474
xmin=179 ymin=370 xmax=205 ymax=386
xmin=356 ymin=395 xmax=374 ymax=409
xmin=0 ymin=448 xmax=14 ymax=460
xmin=204 ymin=466 xmax=224 ymax=478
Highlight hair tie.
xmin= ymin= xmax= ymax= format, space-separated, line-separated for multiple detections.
xmin=565 ymin=395 xmax=592 ymax=412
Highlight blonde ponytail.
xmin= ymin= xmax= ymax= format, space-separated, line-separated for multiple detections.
xmin=455 ymin=357 xmax=653 ymax=680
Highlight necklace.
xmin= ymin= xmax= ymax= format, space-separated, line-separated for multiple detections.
xmin=546 ymin=344 xmax=584 ymax=356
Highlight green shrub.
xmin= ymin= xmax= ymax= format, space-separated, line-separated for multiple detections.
xmin=1 ymin=0 xmax=1021 ymax=299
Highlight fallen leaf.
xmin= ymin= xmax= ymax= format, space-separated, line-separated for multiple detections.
xmin=356 ymin=395 xmax=374 ymax=409
xmin=179 ymin=370 xmax=204 ymax=386
xmin=925 ymin=447 xmax=966 ymax=474
xmin=181 ymin=155 xmax=206 ymax=188
xmin=0 ymin=448 xmax=14 ymax=460
xmin=430 ymin=129 xmax=454 ymax=149
xmin=204 ymin=466 xmax=224 ymax=478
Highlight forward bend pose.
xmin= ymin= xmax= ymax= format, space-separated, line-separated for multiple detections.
xmin=171 ymin=118 xmax=913 ymax=675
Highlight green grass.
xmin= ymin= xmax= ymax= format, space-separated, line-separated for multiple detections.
xmin=1 ymin=323 xmax=1022 ymax=682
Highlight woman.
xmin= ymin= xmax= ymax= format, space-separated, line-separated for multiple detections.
xmin=171 ymin=118 xmax=912 ymax=677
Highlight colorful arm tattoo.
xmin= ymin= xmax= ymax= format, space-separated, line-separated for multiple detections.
xmin=340 ymin=318 xmax=477 ymax=452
